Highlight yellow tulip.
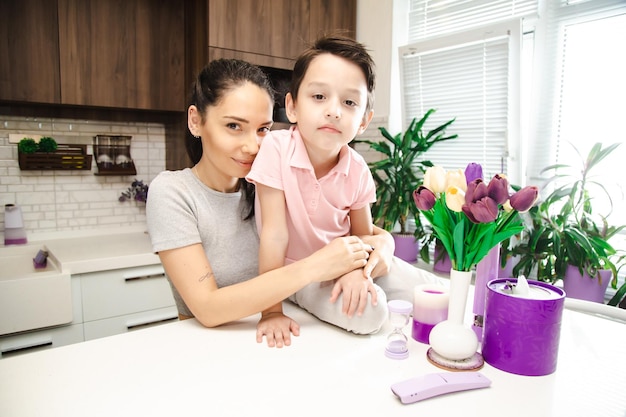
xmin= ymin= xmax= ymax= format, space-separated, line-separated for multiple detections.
xmin=446 ymin=186 xmax=466 ymax=212
xmin=446 ymin=169 xmax=467 ymax=192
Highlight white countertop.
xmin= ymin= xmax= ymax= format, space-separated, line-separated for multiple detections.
xmin=0 ymin=302 xmax=624 ymax=417
xmin=1 ymin=228 xmax=160 ymax=275
xmin=43 ymin=230 xmax=159 ymax=274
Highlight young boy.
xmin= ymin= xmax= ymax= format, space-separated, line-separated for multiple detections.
xmin=246 ymin=36 xmax=388 ymax=342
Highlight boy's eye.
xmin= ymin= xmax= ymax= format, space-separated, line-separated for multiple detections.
xmin=345 ymin=99 xmax=358 ymax=107
xmin=313 ymin=94 xmax=325 ymax=100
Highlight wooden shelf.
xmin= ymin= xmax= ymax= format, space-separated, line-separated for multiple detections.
xmin=94 ymin=162 xmax=137 ymax=176
xmin=18 ymin=144 xmax=92 ymax=171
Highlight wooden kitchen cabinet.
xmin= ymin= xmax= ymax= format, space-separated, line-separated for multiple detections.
xmin=1 ymin=0 xmax=185 ymax=111
xmin=207 ymin=0 xmax=356 ymax=70
xmin=209 ymin=0 xmax=310 ymax=63
xmin=0 ymin=0 xmax=61 ymax=104
xmin=58 ymin=0 xmax=185 ymax=111
xmin=309 ymin=0 xmax=357 ymax=41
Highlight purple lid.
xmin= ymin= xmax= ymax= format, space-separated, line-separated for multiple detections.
xmin=486 ymin=278 xmax=565 ymax=324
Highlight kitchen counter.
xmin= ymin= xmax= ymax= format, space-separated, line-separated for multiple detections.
xmin=0 ymin=301 xmax=624 ymax=417
xmin=43 ymin=230 xmax=159 ymax=274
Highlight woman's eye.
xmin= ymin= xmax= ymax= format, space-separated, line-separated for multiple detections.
xmin=258 ymin=126 xmax=270 ymax=135
xmin=226 ymin=122 xmax=241 ymax=130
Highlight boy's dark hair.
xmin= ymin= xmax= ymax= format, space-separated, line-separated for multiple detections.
xmin=290 ymin=35 xmax=376 ymax=113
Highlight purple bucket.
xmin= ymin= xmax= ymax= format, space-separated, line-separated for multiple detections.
xmin=481 ymin=278 xmax=565 ymax=376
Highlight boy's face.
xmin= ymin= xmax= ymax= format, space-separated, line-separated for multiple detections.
xmin=285 ymin=53 xmax=373 ymax=156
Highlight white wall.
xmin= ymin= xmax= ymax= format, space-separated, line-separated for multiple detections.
xmin=356 ymin=0 xmax=409 ymax=135
xmin=0 ymin=115 xmax=166 ymax=240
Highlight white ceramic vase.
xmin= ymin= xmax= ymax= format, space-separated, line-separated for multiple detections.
xmin=429 ymin=269 xmax=479 ymax=360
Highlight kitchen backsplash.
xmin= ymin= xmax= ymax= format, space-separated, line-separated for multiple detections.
xmin=0 ymin=114 xmax=387 ymax=240
xmin=0 ymin=115 xmax=166 ymax=238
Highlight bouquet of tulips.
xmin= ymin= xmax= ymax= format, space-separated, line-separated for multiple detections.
xmin=413 ymin=163 xmax=538 ymax=272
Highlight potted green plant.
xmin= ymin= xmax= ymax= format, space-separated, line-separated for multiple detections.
xmin=355 ymin=108 xmax=457 ymax=262
xmin=510 ymin=142 xmax=625 ymax=304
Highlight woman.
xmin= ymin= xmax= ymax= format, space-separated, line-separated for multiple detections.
xmin=146 ymin=59 xmax=398 ymax=347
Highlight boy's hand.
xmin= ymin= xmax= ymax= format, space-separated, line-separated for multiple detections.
xmin=256 ymin=312 xmax=300 ymax=348
xmin=329 ymin=269 xmax=378 ymax=318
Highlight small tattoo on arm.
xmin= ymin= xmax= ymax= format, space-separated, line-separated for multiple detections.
xmin=198 ymin=270 xmax=214 ymax=282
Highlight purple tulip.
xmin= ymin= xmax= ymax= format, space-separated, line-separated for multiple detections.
xmin=462 ymin=197 xmax=499 ymax=223
xmin=486 ymin=174 xmax=509 ymax=205
xmin=509 ymin=186 xmax=539 ymax=212
xmin=464 ymin=163 xmax=483 ymax=184
xmin=465 ymin=178 xmax=488 ymax=204
xmin=413 ymin=186 xmax=437 ymax=211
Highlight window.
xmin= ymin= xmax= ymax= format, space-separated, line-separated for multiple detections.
xmin=402 ymin=0 xmax=626 ymax=224
xmin=528 ymin=0 xmax=626 ymax=228
xmin=402 ymin=0 xmax=537 ymax=184
xmin=400 ymin=21 xmax=520 ymax=182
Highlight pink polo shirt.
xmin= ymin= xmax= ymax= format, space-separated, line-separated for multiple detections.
xmin=246 ymin=127 xmax=376 ymax=264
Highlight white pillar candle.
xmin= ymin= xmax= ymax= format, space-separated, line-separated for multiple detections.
xmin=413 ymin=284 xmax=450 ymax=324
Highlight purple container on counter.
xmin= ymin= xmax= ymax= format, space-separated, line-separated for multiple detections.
xmin=481 ymin=278 xmax=565 ymax=376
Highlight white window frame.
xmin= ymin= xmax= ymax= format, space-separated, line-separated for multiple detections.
xmin=399 ymin=20 xmax=522 ymax=184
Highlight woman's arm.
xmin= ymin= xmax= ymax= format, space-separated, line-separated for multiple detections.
xmin=158 ymin=235 xmax=372 ymax=328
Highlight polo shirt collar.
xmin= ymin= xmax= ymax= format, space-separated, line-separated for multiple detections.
xmin=290 ymin=127 xmax=351 ymax=177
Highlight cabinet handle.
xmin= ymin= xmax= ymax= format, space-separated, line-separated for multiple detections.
xmin=1 ymin=336 xmax=53 ymax=356
xmin=126 ymin=313 xmax=178 ymax=330
xmin=124 ymin=273 xmax=166 ymax=282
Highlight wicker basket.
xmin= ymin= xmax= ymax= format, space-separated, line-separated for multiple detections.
xmin=18 ymin=144 xmax=93 ymax=171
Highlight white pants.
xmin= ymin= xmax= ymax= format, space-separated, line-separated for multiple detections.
xmin=288 ymin=257 xmax=442 ymax=335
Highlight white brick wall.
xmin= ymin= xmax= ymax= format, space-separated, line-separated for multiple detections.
xmin=0 ymin=115 xmax=166 ymax=237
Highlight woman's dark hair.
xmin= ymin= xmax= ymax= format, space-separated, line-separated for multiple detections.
xmin=186 ymin=59 xmax=275 ymax=220
xmin=290 ymin=35 xmax=376 ymax=113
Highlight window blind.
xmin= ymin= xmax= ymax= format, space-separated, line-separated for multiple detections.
xmin=400 ymin=21 xmax=520 ymax=180
xmin=527 ymin=0 xmax=626 ymax=181
xmin=408 ymin=0 xmax=537 ymax=43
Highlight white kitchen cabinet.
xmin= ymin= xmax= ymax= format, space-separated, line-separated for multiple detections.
xmin=83 ymin=306 xmax=178 ymax=340
xmin=0 ymin=262 xmax=178 ymax=357
xmin=79 ymin=264 xmax=177 ymax=341
xmin=0 ymin=324 xmax=84 ymax=358
xmin=0 ymin=277 xmax=83 ymax=358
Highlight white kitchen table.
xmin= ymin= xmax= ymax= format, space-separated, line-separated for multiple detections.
xmin=0 ymin=301 xmax=624 ymax=417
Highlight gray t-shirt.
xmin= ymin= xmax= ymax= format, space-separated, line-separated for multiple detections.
xmin=146 ymin=168 xmax=259 ymax=317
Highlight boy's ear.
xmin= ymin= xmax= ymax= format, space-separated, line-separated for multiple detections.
xmin=357 ymin=110 xmax=374 ymax=135
xmin=188 ymin=105 xmax=202 ymax=135
xmin=285 ymin=93 xmax=298 ymax=124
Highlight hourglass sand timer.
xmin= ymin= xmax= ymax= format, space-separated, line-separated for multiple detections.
xmin=385 ymin=299 xmax=413 ymax=359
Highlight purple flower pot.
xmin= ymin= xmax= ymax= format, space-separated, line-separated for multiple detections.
xmin=393 ymin=234 xmax=418 ymax=263
xmin=482 ymin=278 xmax=565 ymax=376
xmin=562 ymin=265 xmax=612 ymax=304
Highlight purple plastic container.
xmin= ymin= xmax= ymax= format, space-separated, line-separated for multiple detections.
xmin=481 ymin=278 xmax=565 ymax=376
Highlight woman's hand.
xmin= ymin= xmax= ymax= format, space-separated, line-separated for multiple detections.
xmin=361 ymin=225 xmax=395 ymax=279
xmin=306 ymin=236 xmax=373 ymax=283
xmin=256 ymin=312 xmax=300 ymax=348
xmin=329 ymin=269 xmax=378 ymax=318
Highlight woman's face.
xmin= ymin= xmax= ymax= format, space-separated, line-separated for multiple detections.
xmin=191 ymin=82 xmax=273 ymax=192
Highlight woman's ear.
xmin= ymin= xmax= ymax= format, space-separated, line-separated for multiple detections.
xmin=285 ymin=93 xmax=298 ymax=124
xmin=357 ymin=110 xmax=374 ymax=135
xmin=188 ymin=105 xmax=202 ymax=136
